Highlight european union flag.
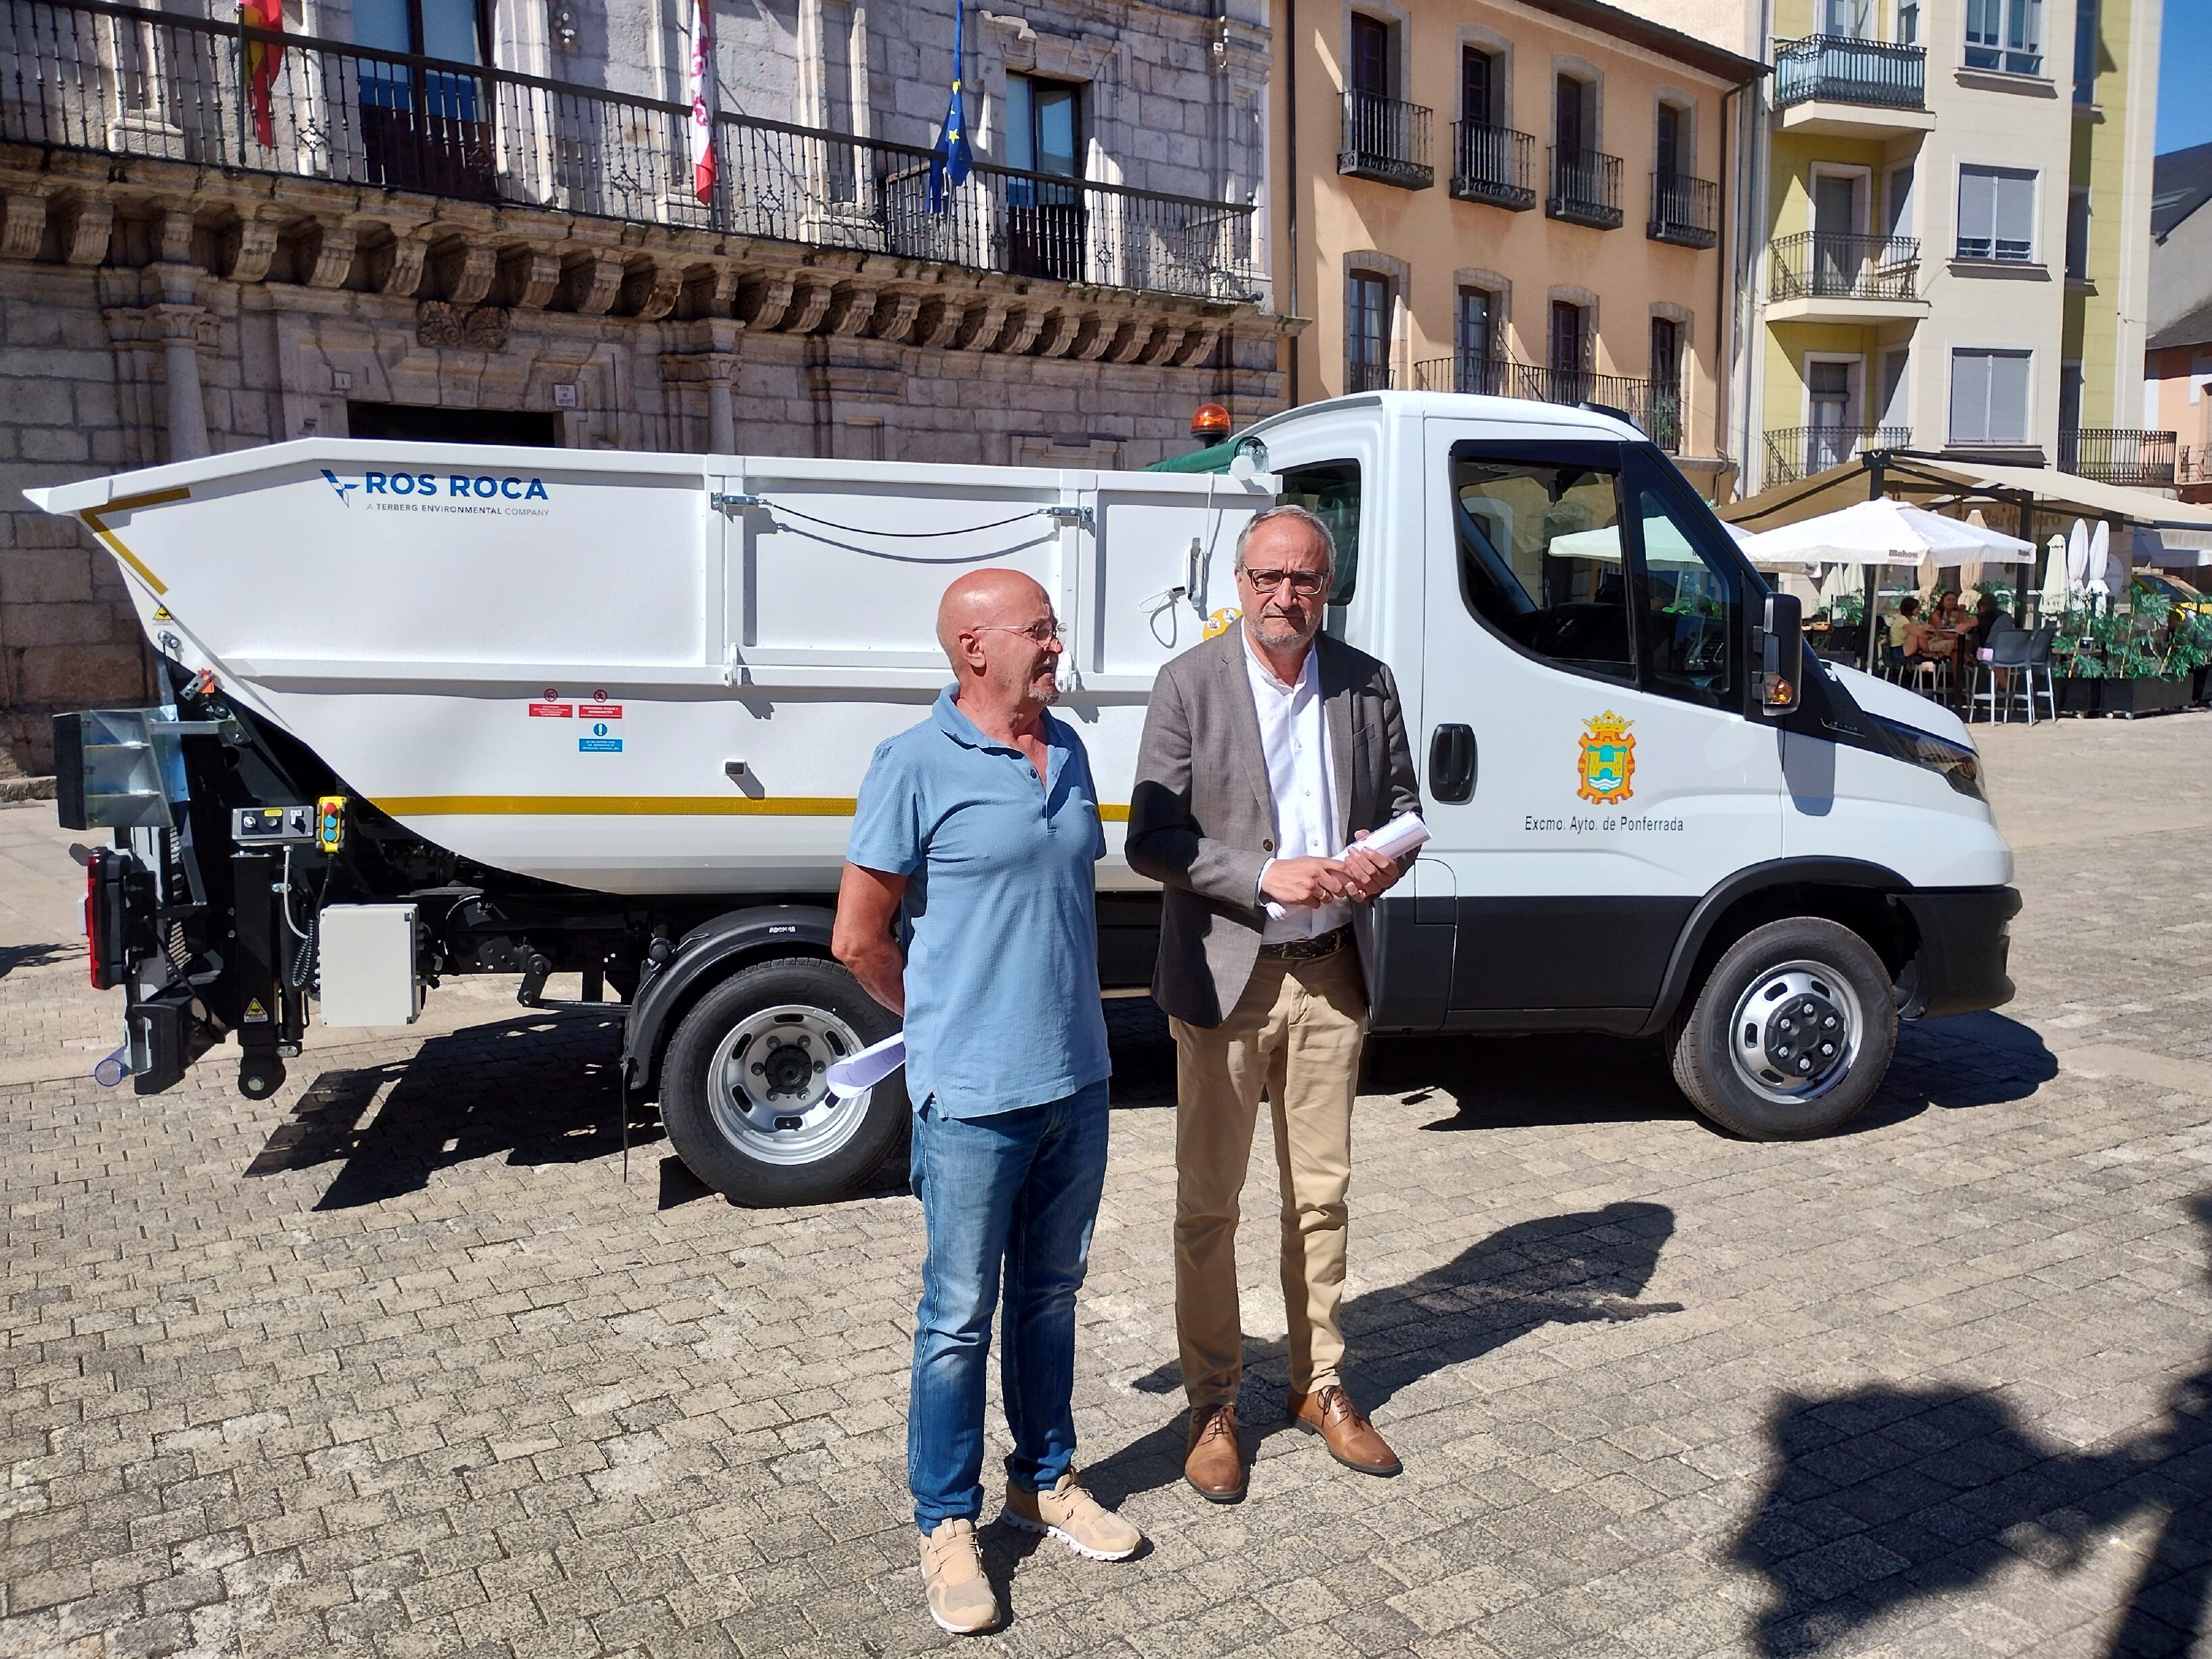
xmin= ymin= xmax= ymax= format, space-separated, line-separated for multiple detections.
xmin=927 ymin=1 xmax=972 ymax=213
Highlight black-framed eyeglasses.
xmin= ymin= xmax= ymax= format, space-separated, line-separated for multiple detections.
xmin=1239 ymin=567 xmax=1328 ymax=597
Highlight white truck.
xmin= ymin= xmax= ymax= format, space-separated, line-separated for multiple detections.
xmin=28 ymin=392 xmax=2017 ymax=1204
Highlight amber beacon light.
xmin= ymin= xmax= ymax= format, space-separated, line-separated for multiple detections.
xmin=1190 ymin=403 xmax=1232 ymax=442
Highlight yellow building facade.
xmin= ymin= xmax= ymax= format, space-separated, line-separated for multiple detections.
xmin=1267 ymin=0 xmax=1763 ymax=497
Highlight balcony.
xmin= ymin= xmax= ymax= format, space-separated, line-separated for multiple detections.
xmin=1344 ymin=359 xmax=1397 ymax=393
xmin=1767 ymin=232 xmax=1928 ymax=323
xmin=1338 ymin=91 xmax=1433 ymax=190
xmin=1765 ymin=424 xmax=1912 ymax=484
xmin=1412 ymin=356 xmax=1683 ymax=453
xmin=1449 ymin=123 xmax=1535 ymax=211
xmin=1547 ymin=146 xmax=1623 ymax=230
xmin=2059 ymin=428 xmax=2178 ymax=489
xmin=1773 ymin=35 xmax=1934 ymax=138
xmin=1648 ymin=173 xmax=1719 ymax=249
xmin=0 ymin=0 xmax=1261 ymax=304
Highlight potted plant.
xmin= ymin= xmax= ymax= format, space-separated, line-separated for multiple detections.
xmin=2050 ymin=607 xmax=2103 ymax=715
xmin=2169 ymin=609 xmax=2212 ymax=707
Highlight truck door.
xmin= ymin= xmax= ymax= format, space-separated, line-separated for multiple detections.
xmin=1416 ymin=428 xmax=1784 ymax=1027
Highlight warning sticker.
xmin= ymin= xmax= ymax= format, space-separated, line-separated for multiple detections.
xmin=529 ymin=703 xmax=573 ymax=718
xmin=243 ymin=997 xmax=270 ymax=1024
xmin=579 ymin=737 xmax=623 ymax=753
xmin=578 ymin=703 xmax=622 ymax=719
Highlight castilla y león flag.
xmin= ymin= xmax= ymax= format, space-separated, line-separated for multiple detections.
xmin=241 ymin=0 xmax=283 ymax=148
xmin=686 ymin=0 xmax=716 ymax=204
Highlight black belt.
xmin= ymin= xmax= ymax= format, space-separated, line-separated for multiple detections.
xmin=1258 ymin=926 xmax=1350 ymax=962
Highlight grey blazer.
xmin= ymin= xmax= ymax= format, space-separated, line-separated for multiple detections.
xmin=1127 ymin=621 xmax=1421 ymax=1029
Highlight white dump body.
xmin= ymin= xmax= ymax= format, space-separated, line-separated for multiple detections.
xmin=27 ymin=440 xmax=1271 ymax=895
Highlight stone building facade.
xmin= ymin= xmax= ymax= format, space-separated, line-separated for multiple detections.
xmin=0 ymin=0 xmax=1282 ymax=775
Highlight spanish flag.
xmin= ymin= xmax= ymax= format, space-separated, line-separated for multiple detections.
xmin=241 ymin=0 xmax=283 ymax=148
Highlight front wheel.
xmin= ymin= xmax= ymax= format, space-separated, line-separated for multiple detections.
xmin=1670 ymin=916 xmax=1897 ymax=1139
xmin=660 ymin=958 xmax=907 ymax=1206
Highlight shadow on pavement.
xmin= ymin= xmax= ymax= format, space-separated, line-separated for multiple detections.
xmin=244 ymin=1012 xmax=657 ymax=1208
xmin=1087 ymin=1201 xmax=1683 ymax=1508
xmin=1731 ymin=1194 xmax=2212 ymax=1656
xmin=0 ymin=941 xmax=70 ymax=979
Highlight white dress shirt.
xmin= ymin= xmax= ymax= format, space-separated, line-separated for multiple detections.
xmin=1244 ymin=631 xmax=1347 ymax=943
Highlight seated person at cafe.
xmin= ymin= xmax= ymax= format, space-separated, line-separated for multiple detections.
xmin=1886 ymin=597 xmax=1954 ymax=663
xmin=1971 ymin=594 xmax=2017 ymax=652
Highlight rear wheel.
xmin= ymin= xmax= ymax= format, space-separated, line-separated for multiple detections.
xmin=660 ymin=958 xmax=906 ymax=1206
xmin=1670 ymin=916 xmax=1896 ymax=1139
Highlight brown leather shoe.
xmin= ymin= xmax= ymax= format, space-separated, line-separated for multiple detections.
xmin=1183 ymin=1404 xmax=1246 ymax=1503
xmin=1287 ymin=1385 xmax=1401 ymax=1476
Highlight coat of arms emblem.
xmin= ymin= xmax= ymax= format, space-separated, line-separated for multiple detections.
xmin=1577 ymin=712 xmax=1635 ymax=804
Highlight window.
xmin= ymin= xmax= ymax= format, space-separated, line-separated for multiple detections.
xmin=1351 ymin=14 xmax=1392 ymax=100
xmin=1456 ymin=288 xmax=1501 ymax=393
xmin=1965 ymin=0 xmax=2043 ymax=75
xmin=1447 ymin=451 xmax=1743 ymax=703
xmin=1452 ymin=457 xmax=1633 ymax=683
xmin=1822 ymin=0 xmax=1872 ymax=36
xmin=1637 ymin=488 xmax=1741 ymax=707
xmin=1950 ymin=348 xmax=2032 ymax=444
xmin=1347 ymin=271 xmax=1391 ymax=391
xmin=1884 ymin=161 xmax=1915 ymax=241
xmin=1879 ymin=348 xmax=1910 ymax=427
xmin=1656 ymin=103 xmax=1688 ymax=179
xmin=1555 ymin=75 xmax=1591 ymax=150
xmin=2065 ymin=186 xmax=2091 ymax=279
xmin=2072 ymin=0 xmax=2099 ymax=99
xmin=1462 ymin=47 xmax=1494 ymax=125
xmin=1005 ymin=76 xmax=1084 ymax=282
xmin=1276 ymin=462 xmax=1361 ymax=615
xmin=1549 ymin=300 xmax=1591 ymax=403
xmin=1808 ymin=359 xmax=1859 ymax=469
xmin=1649 ymin=317 xmax=1683 ymax=452
xmin=2058 ymin=361 xmax=2083 ymax=433
xmin=353 ymin=0 xmax=491 ymax=195
xmin=1957 ymin=165 xmax=2036 ymax=262
xmin=1898 ymin=0 xmax=1921 ymax=43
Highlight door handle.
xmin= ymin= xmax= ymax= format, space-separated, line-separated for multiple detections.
xmin=1428 ymin=724 xmax=1476 ymax=803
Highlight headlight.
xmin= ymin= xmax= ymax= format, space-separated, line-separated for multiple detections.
xmin=1876 ymin=716 xmax=1984 ymax=801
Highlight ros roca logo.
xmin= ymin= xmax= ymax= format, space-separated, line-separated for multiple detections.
xmin=321 ymin=466 xmax=552 ymax=504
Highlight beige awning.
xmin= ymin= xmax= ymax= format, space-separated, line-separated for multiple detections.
xmin=1724 ymin=452 xmax=2212 ymax=535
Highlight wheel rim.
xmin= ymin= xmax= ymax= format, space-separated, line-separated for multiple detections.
xmin=705 ymin=1003 xmax=872 ymax=1167
xmin=1727 ymin=960 xmax=1864 ymax=1107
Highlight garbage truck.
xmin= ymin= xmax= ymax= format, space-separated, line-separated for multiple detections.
xmin=28 ymin=391 xmax=2018 ymax=1206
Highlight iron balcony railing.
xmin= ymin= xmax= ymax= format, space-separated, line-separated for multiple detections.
xmin=1765 ymin=424 xmax=1912 ymax=483
xmin=1770 ymin=231 xmax=1921 ymax=302
xmin=0 ymin=0 xmax=1261 ymax=302
xmin=1343 ymin=358 xmax=1397 ymax=393
xmin=1338 ymin=89 xmax=1433 ymax=190
xmin=1547 ymin=146 xmax=1623 ymax=229
xmin=1648 ymin=172 xmax=1719 ymax=248
xmin=1412 ymin=355 xmax=1683 ymax=453
xmin=1448 ymin=122 xmax=1534 ymax=211
xmin=1774 ymin=33 xmax=1927 ymax=110
xmin=2059 ymin=428 xmax=2178 ymax=488
xmin=2181 ymin=446 xmax=2212 ymax=485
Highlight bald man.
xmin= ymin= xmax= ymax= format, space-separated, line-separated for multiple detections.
xmin=834 ymin=569 xmax=1139 ymax=1637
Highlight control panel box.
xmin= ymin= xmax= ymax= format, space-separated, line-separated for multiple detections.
xmin=318 ymin=904 xmax=422 ymax=1027
xmin=232 ymin=804 xmax=316 ymax=844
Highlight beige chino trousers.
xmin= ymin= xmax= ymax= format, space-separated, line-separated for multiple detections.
xmin=1170 ymin=945 xmax=1368 ymax=1410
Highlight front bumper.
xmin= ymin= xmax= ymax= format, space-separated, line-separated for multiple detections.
xmin=1893 ymin=886 xmax=2022 ymax=1020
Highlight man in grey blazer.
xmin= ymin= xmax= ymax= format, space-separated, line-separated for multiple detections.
xmin=1128 ymin=504 xmax=1420 ymax=1503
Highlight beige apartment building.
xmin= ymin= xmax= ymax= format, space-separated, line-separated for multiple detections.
xmin=1267 ymin=0 xmax=1763 ymax=497
xmin=1648 ymin=0 xmax=2164 ymax=497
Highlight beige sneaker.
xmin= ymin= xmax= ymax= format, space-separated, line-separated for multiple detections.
xmin=1002 ymin=1471 xmax=1143 ymax=1561
xmin=919 ymin=1517 xmax=1000 ymax=1635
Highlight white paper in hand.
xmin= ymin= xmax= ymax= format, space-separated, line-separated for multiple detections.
xmin=1262 ymin=811 xmax=1431 ymax=920
xmin=824 ymin=1031 xmax=905 ymax=1100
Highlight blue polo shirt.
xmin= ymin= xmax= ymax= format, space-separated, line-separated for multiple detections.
xmin=845 ymin=686 xmax=1111 ymax=1120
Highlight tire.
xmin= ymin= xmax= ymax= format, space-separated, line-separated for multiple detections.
xmin=1669 ymin=916 xmax=1897 ymax=1140
xmin=659 ymin=958 xmax=907 ymax=1206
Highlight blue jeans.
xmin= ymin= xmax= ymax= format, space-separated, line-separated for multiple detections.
xmin=908 ymin=1079 xmax=1111 ymax=1534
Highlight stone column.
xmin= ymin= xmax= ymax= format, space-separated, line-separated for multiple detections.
xmin=703 ymin=355 xmax=735 ymax=453
xmin=150 ymin=264 xmax=209 ymax=462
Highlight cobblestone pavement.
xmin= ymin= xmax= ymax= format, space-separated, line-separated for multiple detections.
xmin=5 ymin=714 xmax=2212 ymax=1659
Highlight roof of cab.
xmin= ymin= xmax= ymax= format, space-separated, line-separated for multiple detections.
xmin=1237 ymin=391 xmax=1643 ymax=446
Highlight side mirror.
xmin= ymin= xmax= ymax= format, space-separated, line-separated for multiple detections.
xmin=1757 ymin=591 xmax=1803 ymax=716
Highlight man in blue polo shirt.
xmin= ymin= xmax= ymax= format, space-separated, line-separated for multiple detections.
xmin=832 ymin=567 xmax=1141 ymax=1637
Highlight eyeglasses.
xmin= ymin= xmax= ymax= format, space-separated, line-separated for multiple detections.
xmin=970 ymin=618 xmax=1067 ymax=644
xmin=1238 ymin=567 xmax=1329 ymax=598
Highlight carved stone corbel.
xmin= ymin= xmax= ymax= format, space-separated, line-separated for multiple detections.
xmin=955 ymin=299 xmax=1008 ymax=351
xmin=1 ymin=192 xmax=47 ymax=263
xmin=821 ymin=283 xmax=879 ymax=337
xmin=499 ymin=246 xmax=562 ymax=309
xmin=226 ymin=210 xmax=283 ymax=284
xmin=912 ymin=295 xmax=965 ymax=350
xmin=1172 ymin=327 xmax=1221 ymax=368
xmin=623 ymin=262 xmax=682 ymax=320
xmin=374 ymin=230 xmax=431 ymax=297
xmin=1069 ymin=314 xmax=1113 ymax=361
xmin=865 ymin=291 xmax=920 ymax=342
xmin=433 ymin=239 xmax=497 ymax=306
xmin=779 ymin=281 xmax=834 ymax=335
xmin=560 ymin=251 xmax=624 ymax=316
xmin=156 ymin=205 xmax=194 ymax=268
xmin=1030 ymin=310 xmax=1082 ymax=359
xmin=991 ymin=308 xmax=1044 ymax=356
xmin=1138 ymin=325 xmax=1185 ymax=367
xmin=303 ymin=223 xmax=358 ymax=289
xmin=59 ymin=197 xmax=113 ymax=267
xmin=735 ymin=274 xmax=795 ymax=331
xmin=1105 ymin=321 xmax=1152 ymax=363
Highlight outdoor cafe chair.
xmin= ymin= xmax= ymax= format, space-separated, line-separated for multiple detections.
xmin=1969 ymin=628 xmax=2036 ymax=726
xmin=2023 ymin=625 xmax=2057 ymax=723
